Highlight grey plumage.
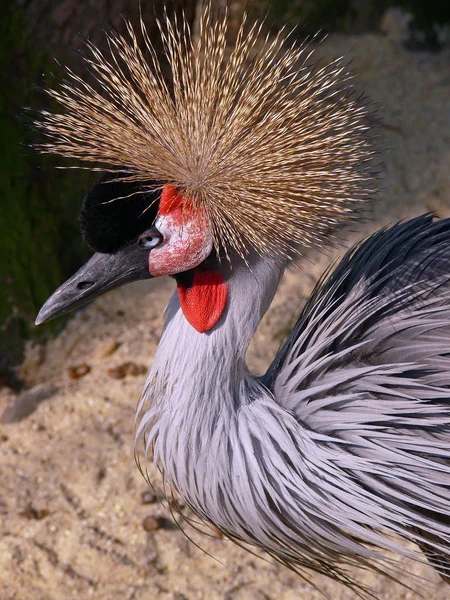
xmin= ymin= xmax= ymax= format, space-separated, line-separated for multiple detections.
xmin=134 ymin=214 xmax=450 ymax=594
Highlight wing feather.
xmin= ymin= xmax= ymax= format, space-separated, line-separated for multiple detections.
xmin=264 ymin=214 xmax=450 ymax=581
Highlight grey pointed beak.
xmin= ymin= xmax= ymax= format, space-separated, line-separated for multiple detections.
xmin=35 ymin=245 xmax=152 ymax=325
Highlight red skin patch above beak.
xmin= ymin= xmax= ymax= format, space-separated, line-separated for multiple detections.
xmin=177 ymin=269 xmax=228 ymax=333
xmin=158 ymin=184 xmax=185 ymax=215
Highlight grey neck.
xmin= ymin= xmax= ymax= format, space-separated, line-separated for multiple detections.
xmin=134 ymin=252 xmax=285 ymax=522
xmin=135 ymin=252 xmax=285 ymax=448
xmin=155 ymin=252 xmax=284 ymax=391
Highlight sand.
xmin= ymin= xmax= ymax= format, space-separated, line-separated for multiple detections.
xmin=1 ymin=31 xmax=450 ymax=600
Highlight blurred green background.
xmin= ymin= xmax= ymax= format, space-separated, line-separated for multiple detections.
xmin=1 ymin=0 xmax=449 ymax=384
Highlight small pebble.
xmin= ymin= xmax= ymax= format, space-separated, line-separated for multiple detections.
xmin=96 ymin=338 xmax=120 ymax=359
xmin=107 ymin=362 xmax=146 ymax=379
xmin=142 ymin=515 xmax=163 ymax=532
xmin=68 ymin=364 xmax=91 ymax=379
xmin=20 ymin=503 xmax=50 ymax=520
xmin=141 ymin=490 xmax=158 ymax=504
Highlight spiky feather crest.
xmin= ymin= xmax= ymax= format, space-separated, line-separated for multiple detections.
xmin=37 ymin=3 xmax=374 ymax=258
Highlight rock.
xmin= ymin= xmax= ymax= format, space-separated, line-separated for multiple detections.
xmin=1 ymin=383 xmax=58 ymax=423
xmin=68 ymin=364 xmax=91 ymax=379
xmin=107 ymin=362 xmax=146 ymax=379
xmin=142 ymin=515 xmax=164 ymax=532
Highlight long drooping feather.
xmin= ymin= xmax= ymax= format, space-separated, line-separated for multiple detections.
xmin=264 ymin=215 xmax=450 ymax=586
xmin=36 ymin=2 xmax=374 ymax=258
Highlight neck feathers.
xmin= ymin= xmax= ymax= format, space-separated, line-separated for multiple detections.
xmin=134 ymin=252 xmax=285 ymax=461
xmin=162 ymin=252 xmax=284 ymax=378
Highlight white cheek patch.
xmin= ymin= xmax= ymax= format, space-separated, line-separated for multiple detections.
xmin=149 ymin=213 xmax=213 ymax=277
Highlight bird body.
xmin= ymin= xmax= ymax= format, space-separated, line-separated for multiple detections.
xmin=132 ymin=216 xmax=450 ymax=588
xmin=34 ymin=3 xmax=450 ymax=595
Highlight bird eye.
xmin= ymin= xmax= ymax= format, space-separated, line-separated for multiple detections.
xmin=138 ymin=228 xmax=163 ymax=249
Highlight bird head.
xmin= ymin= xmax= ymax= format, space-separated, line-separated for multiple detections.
xmin=34 ymin=2 xmax=375 ymax=332
xmin=35 ymin=174 xmax=228 ymax=332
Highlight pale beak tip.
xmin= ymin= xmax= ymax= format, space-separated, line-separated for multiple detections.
xmin=35 ymin=308 xmax=48 ymax=326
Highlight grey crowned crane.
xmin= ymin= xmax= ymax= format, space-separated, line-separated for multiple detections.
xmin=35 ymin=3 xmax=450 ymax=596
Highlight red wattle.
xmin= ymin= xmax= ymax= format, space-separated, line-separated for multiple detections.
xmin=177 ymin=270 xmax=228 ymax=333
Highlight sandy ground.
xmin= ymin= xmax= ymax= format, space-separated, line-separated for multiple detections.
xmin=1 ymin=31 xmax=450 ymax=600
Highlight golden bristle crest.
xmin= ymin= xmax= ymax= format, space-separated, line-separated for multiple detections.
xmin=36 ymin=2 xmax=375 ymax=259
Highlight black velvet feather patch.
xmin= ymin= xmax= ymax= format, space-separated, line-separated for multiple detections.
xmin=79 ymin=174 xmax=160 ymax=254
